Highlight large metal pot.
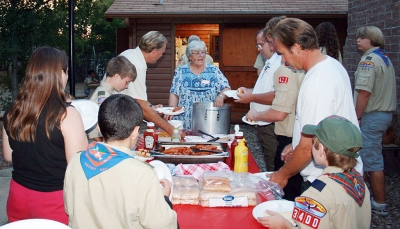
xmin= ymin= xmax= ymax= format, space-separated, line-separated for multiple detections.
xmin=192 ymin=102 xmax=231 ymax=136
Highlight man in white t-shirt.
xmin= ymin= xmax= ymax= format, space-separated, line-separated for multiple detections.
xmin=236 ymin=29 xmax=280 ymax=171
xmin=117 ymin=31 xmax=180 ymax=137
xmin=269 ymin=18 xmax=363 ymax=190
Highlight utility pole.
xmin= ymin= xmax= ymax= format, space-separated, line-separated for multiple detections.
xmin=68 ymin=0 xmax=75 ymax=96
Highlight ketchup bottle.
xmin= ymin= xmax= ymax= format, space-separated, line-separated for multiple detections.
xmin=230 ymin=131 xmax=246 ymax=166
xmin=144 ymin=122 xmax=158 ymax=150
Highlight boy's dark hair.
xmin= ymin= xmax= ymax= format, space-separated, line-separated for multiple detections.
xmin=88 ymin=69 xmax=95 ymax=75
xmin=106 ymin=56 xmax=137 ymax=81
xmin=98 ymin=94 xmax=143 ymax=142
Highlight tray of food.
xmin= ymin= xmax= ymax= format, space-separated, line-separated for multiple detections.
xmin=151 ymin=142 xmax=229 ymax=165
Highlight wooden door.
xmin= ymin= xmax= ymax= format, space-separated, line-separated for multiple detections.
xmin=220 ymin=26 xmax=261 ymax=123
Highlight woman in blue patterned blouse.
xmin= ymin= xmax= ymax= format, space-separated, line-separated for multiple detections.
xmin=169 ymin=40 xmax=231 ymax=131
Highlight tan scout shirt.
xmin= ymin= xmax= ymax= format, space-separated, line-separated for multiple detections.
xmin=86 ymin=81 xmax=114 ymax=139
xmin=354 ymin=47 xmax=396 ymax=113
xmin=272 ymin=65 xmax=305 ymax=137
xmin=294 ymin=166 xmax=371 ymax=229
xmin=64 ymin=144 xmax=177 ymax=229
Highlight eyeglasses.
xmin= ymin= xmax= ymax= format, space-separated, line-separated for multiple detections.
xmin=256 ymin=43 xmax=265 ymax=50
xmin=191 ymin=51 xmax=206 ymax=56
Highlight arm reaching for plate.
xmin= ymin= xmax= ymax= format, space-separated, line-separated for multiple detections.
xmin=160 ymin=179 xmax=172 ymax=197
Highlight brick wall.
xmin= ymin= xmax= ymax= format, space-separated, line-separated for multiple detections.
xmin=343 ymin=0 xmax=400 ymax=144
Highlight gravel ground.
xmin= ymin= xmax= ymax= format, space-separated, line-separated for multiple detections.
xmin=0 ymin=107 xmax=399 ymax=228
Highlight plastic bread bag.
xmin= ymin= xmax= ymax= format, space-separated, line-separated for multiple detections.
xmin=201 ymin=170 xmax=233 ymax=192
xmin=172 ymin=185 xmax=200 ymax=205
xmin=172 ymin=176 xmax=198 ymax=187
xmin=247 ymin=175 xmax=284 ymax=200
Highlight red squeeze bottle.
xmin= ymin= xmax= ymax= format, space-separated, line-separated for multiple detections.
xmin=230 ymin=131 xmax=245 ymax=166
xmin=144 ymin=122 xmax=158 ymax=150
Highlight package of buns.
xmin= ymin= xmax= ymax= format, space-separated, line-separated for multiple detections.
xmin=172 ymin=176 xmax=200 ymax=205
xmin=172 ymin=176 xmax=198 ymax=187
xmin=201 ymin=176 xmax=232 ymax=192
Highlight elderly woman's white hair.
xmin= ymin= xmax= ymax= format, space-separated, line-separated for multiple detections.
xmin=186 ymin=40 xmax=207 ymax=60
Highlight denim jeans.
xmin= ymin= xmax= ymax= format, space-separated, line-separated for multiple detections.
xmin=359 ymin=111 xmax=392 ymax=172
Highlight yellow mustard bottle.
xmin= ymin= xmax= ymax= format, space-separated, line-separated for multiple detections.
xmin=234 ymin=138 xmax=248 ymax=172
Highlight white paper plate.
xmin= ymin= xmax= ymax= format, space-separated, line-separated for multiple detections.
xmin=184 ymin=136 xmax=208 ymax=142
xmin=224 ymin=90 xmax=239 ymax=100
xmin=156 ymin=107 xmax=184 ymax=115
xmin=242 ymin=116 xmax=271 ymax=126
xmin=71 ymin=99 xmax=99 ymax=132
xmin=251 ymin=172 xmax=272 ymax=181
xmin=252 ymin=200 xmax=295 ymax=224
xmin=132 ymin=151 xmax=154 ymax=162
xmin=149 ymin=160 xmax=173 ymax=200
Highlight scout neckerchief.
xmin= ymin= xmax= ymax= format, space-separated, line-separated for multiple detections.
xmin=80 ymin=141 xmax=132 ymax=179
xmin=372 ymin=48 xmax=390 ymax=66
xmin=325 ymin=169 xmax=365 ymax=206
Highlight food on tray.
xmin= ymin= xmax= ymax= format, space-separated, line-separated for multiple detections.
xmin=237 ymin=88 xmax=244 ymax=94
xmin=158 ymin=131 xmax=171 ymax=137
xmin=172 ymin=106 xmax=183 ymax=112
xmin=161 ymin=144 xmax=223 ymax=156
xmin=136 ymin=149 xmax=151 ymax=158
xmin=201 ymin=176 xmax=232 ymax=192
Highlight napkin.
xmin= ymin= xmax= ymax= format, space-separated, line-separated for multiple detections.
xmin=174 ymin=161 xmax=230 ymax=180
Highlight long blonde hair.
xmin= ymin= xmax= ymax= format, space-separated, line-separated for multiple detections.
xmin=6 ymin=46 xmax=68 ymax=142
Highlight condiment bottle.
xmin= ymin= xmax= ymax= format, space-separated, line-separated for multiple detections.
xmin=234 ymin=138 xmax=248 ymax=172
xmin=144 ymin=122 xmax=157 ymax=150
xmin=171 ymin=126 xmax=181 ymax=142
xmin=230 ymin=131 xmax=246 ymax=166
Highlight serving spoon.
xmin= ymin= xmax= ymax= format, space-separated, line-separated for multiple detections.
xmin=190 ymin=148 xmax=223 ymax=154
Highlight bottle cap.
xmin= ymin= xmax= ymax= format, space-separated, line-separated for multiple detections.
xmin=147 ymin=122 xmax=155 ymax=127
xmin=234 ymin=124 xmax=240 ymax=132
xmin=235 ymin=131 xmax=243 ymax=137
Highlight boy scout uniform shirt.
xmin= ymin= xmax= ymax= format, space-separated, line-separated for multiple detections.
xmin=293 ymin=167 xmax=371 ymax=229
xmin=87 ymin=81 xmax=114 ymax=139
xmin=272 ymin=65 xmax=305 ymax=137
xmin=64 ymin=143 xmax=177 ymax=229
xmin=353 ymin=47 xmax=396 ymax=113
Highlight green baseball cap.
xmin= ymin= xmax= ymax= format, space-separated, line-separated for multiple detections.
xmin=302 ymin=115 xmax=362 ymax=158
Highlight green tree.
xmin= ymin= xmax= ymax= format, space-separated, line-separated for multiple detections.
xmin=0 ymin=0 xmax=122 ymax=108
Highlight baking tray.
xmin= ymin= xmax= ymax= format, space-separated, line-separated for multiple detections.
xmin=151 ymin=142 xmax=229 ymax=165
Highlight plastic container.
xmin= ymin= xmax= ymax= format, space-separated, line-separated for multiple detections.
xmin=171 ymin=126 xmax=181 ymax=142
xmin=144 ymin=122 xmax=158 ymax=150
xmin=234 ymin=139 xmax=248 ymax=172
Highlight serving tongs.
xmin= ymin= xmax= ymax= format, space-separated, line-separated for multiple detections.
xmin=197 ymin=130 xmax=220 ymax=142
xmin=190 ymin=147 xmax=223 ymax=154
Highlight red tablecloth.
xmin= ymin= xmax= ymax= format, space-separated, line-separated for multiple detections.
xmin=174 ymin=151 xmax=265 ymax=229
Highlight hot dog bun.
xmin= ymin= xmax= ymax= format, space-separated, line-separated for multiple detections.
xmin=236 ymin=88 xmax=244 ymax=94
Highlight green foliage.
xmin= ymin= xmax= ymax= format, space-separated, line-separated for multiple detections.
xmin=0 ymin=0 xmax=123 ymax=106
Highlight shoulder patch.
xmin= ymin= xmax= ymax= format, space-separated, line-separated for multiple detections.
xmin=278 ymin=76 xmax=289 ymax=84
xmin=366 ymin=56 xmax=372 ymax=60
xmin=98 ymin=90 xmax=106 ymax=96
xmin=97 ymin=97 xmax=107 ymax=105
xmin=359 ymin=61 xmax=374 ymax=69
xmin=311 ymin=179 xmax=326 ymax=192
xmin=293 ymin=196 xmax=327 ymax=228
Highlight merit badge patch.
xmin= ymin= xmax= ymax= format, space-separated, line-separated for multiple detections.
xmin=292 ymin=196 xmax=327 ymax=229
xmin=359 ymin=61 xmax=374 ymax=71
xmin=97 ymin=97 xmax=107 ymax=105
xmin=278 ymin=76 xmax=289 ymax=84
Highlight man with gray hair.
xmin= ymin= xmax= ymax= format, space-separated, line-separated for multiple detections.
xmin=118 ymin=31 xmax=181 ymax=137
xmin=176 ymin=35 xmax=214 ymax=67
xmin=268 ymin=18 xmax=363 ymax=192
